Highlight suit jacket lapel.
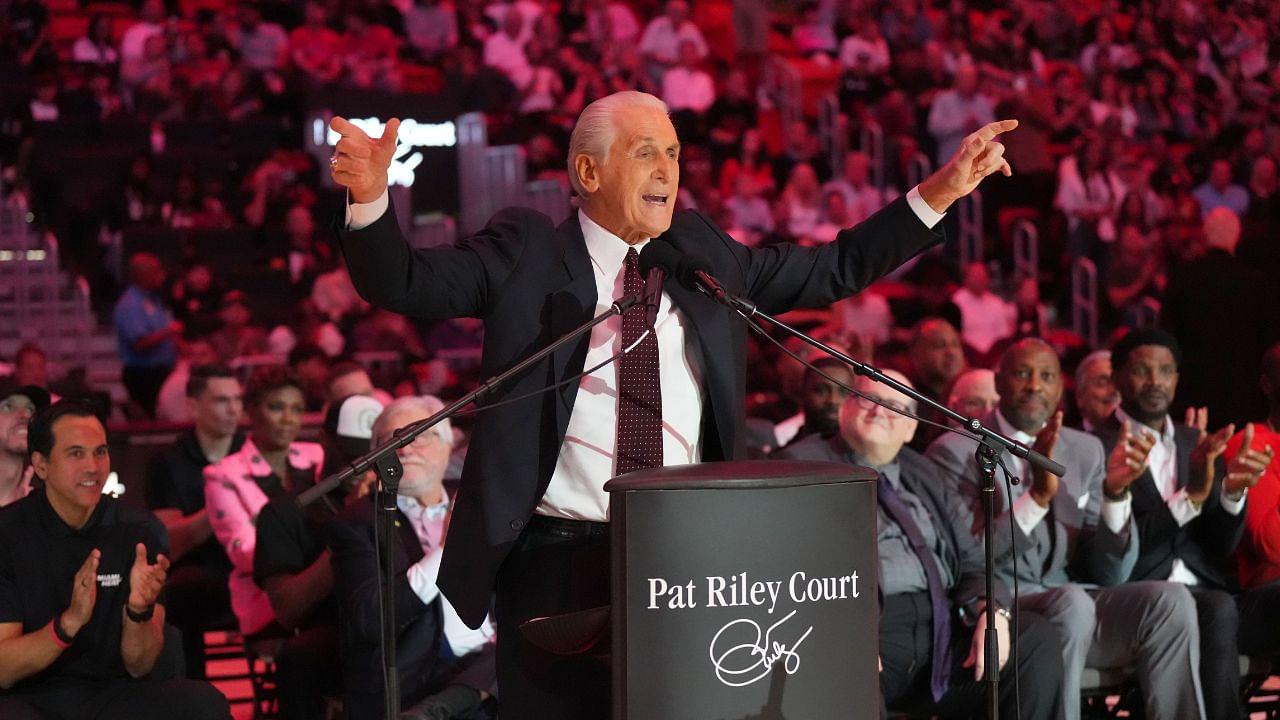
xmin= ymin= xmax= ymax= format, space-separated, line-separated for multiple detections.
xmin=549 ymin=214 xmax=597 ymax=417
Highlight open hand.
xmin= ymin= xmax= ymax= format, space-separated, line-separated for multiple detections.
xmin=1029 ymin=411 xmax=1063 ymax=506
xmin=1224 ymin=423 xmax=1274 ymax=496
xmin=918 ymin=119 xmax=1019 ymax=213
xmin=1186 ymin=407 xmax=1233 ymax=504
xmin=964 ymin=609 xmax=1011 ymax=681
xmin=1106 ymin=420 xmax=1155 ymax=495
xmin=63 ymin=549 xmax=100 ymax=637
xmin=127 ymin=543 xmax=170 ymax=615
xmin=329 ymin=117 xmax=402 ymax=204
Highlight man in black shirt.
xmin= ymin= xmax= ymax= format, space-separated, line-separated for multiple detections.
xmin=0 ymin=400 xmax=230 ymax=720
xmin=146 ymin=364 xmax=244 ymax=679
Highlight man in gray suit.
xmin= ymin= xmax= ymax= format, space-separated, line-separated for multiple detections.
xmin=927 ymin=338 xmax=1205 ymax=719
xmin=776 ymin=370 xmax=1064 ymax=719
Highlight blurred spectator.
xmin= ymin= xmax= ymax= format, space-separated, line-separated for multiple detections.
xmin=338 ymin=8 xmax=400 ymax=90
xmin=1056 ymin=137 xmax=1117 ymax=252
xmin=582 ymin=0 xmax=640 ymax=46
xmin=1079 ymin=18 xmax=1138 ymax=77
xmin=330 ymin=396 xmax=497 ymax=720
xmin=0 ymin=401 xmax=232 ymax=720
xmin=824 ymin=150 xmax=892 ymax=226
xmin=209 ymin=290 xmax=269 ymax=361
xmin=325 ymin=361 xmax=387 ymax=407
xmin=114 ymin=253 xmax=181 ymax=418
xmin=284 ymin=203 xmax=330 ymax=292
xmin=831 ymin=289 xmax=893 ymax=349
xmin=778 ymin=162 xmax=823 ymax=239
xmin=12 ymin=342 xmax=51 ymax=390
xmin=1011 ymin=277 xmax=1049 ymax=341
xmin=147 ymin=364 xmax=243 ymax=678
xmin=170 ymin=265 xmax=223 ymax=339
xmin=1072 ymin=349 xmax=1117 ymax=433
xmin=289 ymin=343 xmax=330 ymax=412
xmin=792 ymin=1 xmax=837 ymax=57
xmin=72 ymin=14 xmax=119 ymax=66
xmin=350 ymin=309 xmax=428 ymax=359
xmin=155 ymin=338 xmax=220 ymax=423
xmin=288 ymin=1 xmax=343 ymax=84
xmin=952 ymin=262 xmax=1014 ymax=357
xmin=1161 ymin=207 xmax=1280 ymax=427
xmin=517 ymin=41 xmax=565 ymax=115
xmin=661 ymin=40 xmax=714 ymax=115
xmin=1192 ymin=159 xmax=1250 ymax=216
xmin=312 ymin=265 xmax=369 ymax=324
xmin=838 ymin=14 xmax=890 ymax=75
xmin=120 ymin=0 xmax=167 ymax=78
xmin=483 ymin=6 xmax=532 ymax=91
xmin=772 ymin=119 xmax=829 ymax=187
xmin=27 ymin=74 xmax=60 ymax=122
xmin=927 ymin=64 xmax=993 ymax=166
xmin=905 ymin=317 xmax=967 ymax=450
xmin=639 ymin=0 xmax=708 ymax=71
xmin=1105 ymin=224 xmax=1163 ymax=329
xmin=232 ymin=4 xmax=287 ymax=73
xmin=0 ymin=380 xmax=49 ymax=507
xmin=723 ymin=173 xmax=774 ymax=241
xmin=405 ymin=0 xmax=459 ymax=61
xmin=945 ymin=367 xmax=999 ymax=421
xmin=774 ymin=357 xmax=855 ymax=450
xmin=1239 ymin=156 xmax=1280 ymax=279
xmin=204 ymin=367 xmax=323 ymax=640
xmin=6 ymin=0 xmax=51 ymax=68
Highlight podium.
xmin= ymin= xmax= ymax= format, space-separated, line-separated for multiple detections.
xmin=605 ymin=460 xmax=880 ymax=720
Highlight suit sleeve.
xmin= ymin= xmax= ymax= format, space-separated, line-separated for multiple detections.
xmin=327 ymin=516 xmax=430 ymax=644
xmin=333 ymin=199 xmax=533 ymax=320
xmin=738 ymin=197 xmax=943 ymax=314
xmin=1071 ymin=435 xmax=1138 ymax=586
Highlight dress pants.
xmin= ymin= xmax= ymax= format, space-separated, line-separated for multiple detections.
xmin=1018 ymin=581 xmax=1205 ymax=720
xmin=163 ymin=562 xmax=232 ymax=679
xmin=880 ymin=592 xmax=1065 ymax=720
xmin=1192 ymin=583 xmax=1280 ymax=720
xmin=494 ymin=514 xmax=611 ymax=720
xmin=0 ymin=678 xmax=231 ymax=720
xmin=122 ymin=364 xmax=172 ymax=418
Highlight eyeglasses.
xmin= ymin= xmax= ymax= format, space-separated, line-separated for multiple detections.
xmin=852 ymin=394 xmax=916 ymax=419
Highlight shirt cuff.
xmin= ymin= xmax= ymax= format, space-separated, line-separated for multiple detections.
xmin=906 ymin=185 xmax=946 ymax=229
xmin=405 ymin=547 xmax=444 ymax=605
xmin=1220 ymin=485 xmax=1247 ymax=516
xmin=1168 ymin=488 xmax=1203 ymax=527
xmin=1012 ymin=491 xmax=1050 ymax=537
xmin=1101 ymin=494 xmax=1132 ymax=535
xmin=346 ymin=188 xmax=389 ymax=231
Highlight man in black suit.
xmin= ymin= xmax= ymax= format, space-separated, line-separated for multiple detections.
xmin=1092 ymin=328 xmax=1271 ymax=719
xmin=328 ymin=90 xmax=1017 ymax=718
xmin=775 ymin=371 xmax=1064 ymax=719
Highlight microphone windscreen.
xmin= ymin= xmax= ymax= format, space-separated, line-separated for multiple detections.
xmin=638 ymin=240 xmax=683 ymax=277
xmin=675 ymin=251 xmax=714 ymax=291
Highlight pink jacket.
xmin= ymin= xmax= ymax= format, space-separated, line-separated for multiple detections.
xmin=204 ymin=437 xmax=325 ymax=636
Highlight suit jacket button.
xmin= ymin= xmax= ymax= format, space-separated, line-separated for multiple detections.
xmin=510 ymin=519 xmax=525 ymax=531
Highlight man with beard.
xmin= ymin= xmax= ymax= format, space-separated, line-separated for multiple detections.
xmin=773 ymin=357 xmax=855 ymax=450
xmin=0 ymin=380 xmax=50 ymax=507
xmin=906 ymin=317 xmax=967 ymax=451
xmin=1093 ymin=328 xmax=1273 ymax=720
xmin=928 ymin=338 xmax=1204 ymax=719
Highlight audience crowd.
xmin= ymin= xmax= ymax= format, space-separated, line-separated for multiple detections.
xmin=4 ymin=0 xmax=1280 ymax=717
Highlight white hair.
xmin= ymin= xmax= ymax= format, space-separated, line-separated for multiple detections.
xmin=566 ymin=91 xmax=669 ymax=197
xmin=1074 ymin=350 xmax=1111 ymax=395
xmin=372 ymin=395 xmax=452 ymax=447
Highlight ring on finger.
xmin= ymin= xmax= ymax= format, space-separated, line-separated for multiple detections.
xmin=329 ymin=155 xmax=338 ymax=167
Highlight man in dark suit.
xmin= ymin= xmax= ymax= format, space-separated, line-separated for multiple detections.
xmin=328 ymin=90 xmax=1017 ymax=717
xmin=928 ymin=338 xmax=1203 ymax=718
xmin=1093 ymin=328 xmax=1271 ymax=719
xmin=776 ymin=370 xmax=1064 ymax=719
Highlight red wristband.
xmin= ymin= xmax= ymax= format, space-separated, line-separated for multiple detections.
xmin=49 ymin=620 xmax=71 ymax=650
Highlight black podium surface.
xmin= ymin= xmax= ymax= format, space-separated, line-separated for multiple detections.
xmin=605 ymin=461 xmax=879 ymax=720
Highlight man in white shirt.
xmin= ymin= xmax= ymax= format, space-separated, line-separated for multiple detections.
xmin=929 ymin=338 xmax=1205 ymax=720
xmin=1093 ymin=329 xmax=1273 ymax=720
xmin=482 ymin=7 xmax=532 ymax=90
xmin=927 ymin=64 xmax=995 ymax=166
xmin=823 ymin=150 xmax=892 ymax=226
xmin=329 ymin=396 xmax=496 ymax=720
xmin=328 ymin=90 xmax=1017 ymax=719
xmin=660 ymin=40 xmax=715 ymax=114
xmin=952 ymin=261 xmax=1014 ymax=356
xmin=638 ymin=0 xmax=708 ymax=69
xmin=119 ymin=0 xmax=166 ymax=78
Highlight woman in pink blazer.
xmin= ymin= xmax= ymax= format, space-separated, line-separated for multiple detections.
xmin=204 ymin=366 xmax=324 ymax=637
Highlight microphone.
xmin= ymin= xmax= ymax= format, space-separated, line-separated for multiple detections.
xmin=638 ymin=241 xmax=681 ymax=329
xmin=675 ymin=251 xmax=729 ymax=303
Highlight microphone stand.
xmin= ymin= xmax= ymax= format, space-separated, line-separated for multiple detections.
xmin=298 ymin=294 xmax=640 ymax=720
xmin=710 ymin=290 xmax=1065 ymax=720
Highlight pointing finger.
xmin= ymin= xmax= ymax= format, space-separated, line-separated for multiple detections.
xmin=329 ymin=116 xmax=369 ymax=141
xmin=975 ymin=119 xmax=1019 ymax=142
xmin=377 ymin=118 xmax=402 ymax=148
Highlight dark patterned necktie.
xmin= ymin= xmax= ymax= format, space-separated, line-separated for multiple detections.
xmin=877 ymin=472 xmax=952 ymax=701
xmin=615 ymin=248 xmax=663 ymax=475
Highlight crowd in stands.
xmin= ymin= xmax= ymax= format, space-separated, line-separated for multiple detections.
xmin=4 ymin=0 xmax=1280 ymax=717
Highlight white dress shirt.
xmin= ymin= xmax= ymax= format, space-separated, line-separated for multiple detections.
xmin=346 ymin=187 xmax=947 ymax=522
xmin=400 ymin=492 xmax=496 ymax=656
xmin=1113 ymin=407 xmax=1246 ymax=585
